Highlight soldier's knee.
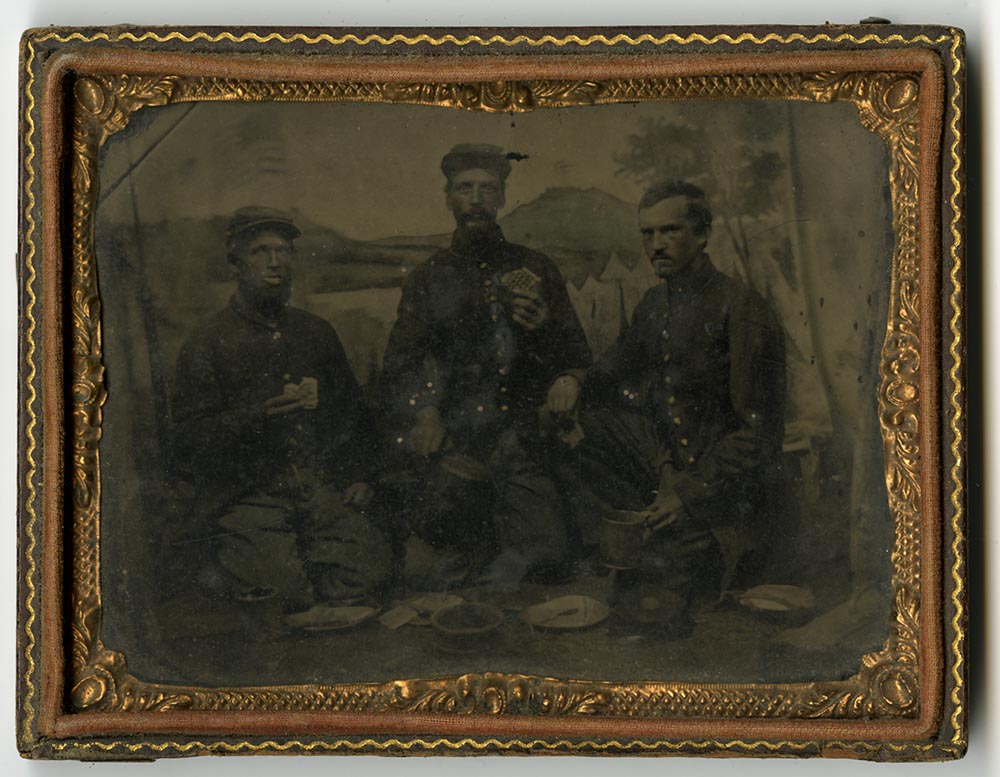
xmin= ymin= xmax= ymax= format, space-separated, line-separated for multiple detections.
xmin=218 ymin=503 xmax=292 ymax=533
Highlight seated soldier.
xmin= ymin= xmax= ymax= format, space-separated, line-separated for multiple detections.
xmin=170 ymin=206 xmax=391 ymax=626
xmin=378 ymin=145 xmax=592 ymax=590
xmin=545 ymin=182 xmax=786 ymax=638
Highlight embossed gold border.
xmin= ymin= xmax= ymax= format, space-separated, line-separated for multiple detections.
xmin=27 ymin=28 xmax=953 ymax=47
xmin=944 ymin=32 xmax=967 ymax=750
xmin=18 ymin=28 xmax=966 ymax=759
xmin=18 ymin=32 xmax=41 ymax=755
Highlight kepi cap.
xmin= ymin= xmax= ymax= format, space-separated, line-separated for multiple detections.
xmin=226 ymin=206 xmax=302 ymax=240
xmin=441 ymin=144 xmax=515 ymax=182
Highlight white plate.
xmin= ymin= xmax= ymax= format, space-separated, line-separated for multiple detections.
xmin=519 ymin=595 xmax=610 ymax=630
xmin=285 ymin=604 xmax=379 ymax=631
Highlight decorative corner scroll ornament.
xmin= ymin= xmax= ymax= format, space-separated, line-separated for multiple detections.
xmin=797 ymin=72 xmax=924 ymax=720
xmin=70 ymin=601 xmax=193 ymax=713
xmin=68 ymin=73 xmax=188 ymax=713
xmin=67 ymin=72 xmax=922 ymax=719
xmin=802 ymin=588 xmax=920 ymax=718
xmin=74 ymin=75 xmax=181 ymax=146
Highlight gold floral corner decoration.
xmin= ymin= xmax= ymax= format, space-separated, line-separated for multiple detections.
xmin=69 ymin=73 xmax=193 ymax=714
xmin=66 ymin=71 xmax=923 ymax=719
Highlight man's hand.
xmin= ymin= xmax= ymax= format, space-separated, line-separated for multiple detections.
xmin=408 ymin=406 xmax=447 ymax=456
xmin=510 ymin=289 xmax=549 ymax=331
xmin=264 ymin=393 xmax=306 ymax=416
xmin=546 ymin=374 xmax=581 ymax=414
xmin=343 ymin=481 xmax=374 ymax=508
xmin=715 ymin=428 xmax=762 ymax=474
xmin=637 ymin=488 xmax=686 ymax=542
xmin=264 ymin=379 xmax=319 ymax=416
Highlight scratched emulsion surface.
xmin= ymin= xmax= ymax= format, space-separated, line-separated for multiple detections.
xmin=94 ymin=98 xmax=892 ymax=685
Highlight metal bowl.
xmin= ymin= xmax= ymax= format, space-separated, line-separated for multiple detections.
xmin=431 ymin=602 xmax=505 ymax=651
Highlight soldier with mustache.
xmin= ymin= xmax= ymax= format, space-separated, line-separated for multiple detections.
xmin=379 ymin=144 xmax=592 ymax=589
xmin=545 ymin=181 xmax=787 ymax=638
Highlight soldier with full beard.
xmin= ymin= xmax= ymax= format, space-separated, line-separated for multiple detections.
xmin=171 ymin=207 xmax=391 ymax=625
xmin=379 ymin=145 xmax=592 ymax=589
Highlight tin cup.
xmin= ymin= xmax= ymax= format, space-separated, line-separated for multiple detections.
xmin=600 ymin=509 xmax=646 ymax=570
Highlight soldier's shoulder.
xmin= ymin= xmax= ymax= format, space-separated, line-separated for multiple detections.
xmin=504 ymin=240 xmax=551 ymax=263
xmin=715 ymin=270 xmax=782 ymax=330
xmin=706 ymin=261 xmax=764 ymax=305
xmin=407 ymin=248 xmax=464 ymax=282
xmin=178 ymin=305 xmax=239 ymax=351
xmin=721 ymin=271 xmax=769 ymax=309
xmin=286 ymin=306 xmax=342 ymax=338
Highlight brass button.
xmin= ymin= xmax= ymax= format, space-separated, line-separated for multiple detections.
xmin=673 ymin=417 xmax=682 ymax=426
xmin=500 ymin=386 xmax=508 ymax=393
xmin=272 ymin=331 xmax=282 ymax=341
xmin=479 ymin=262 xmax=488 ymax=269
xmin=688 ymin=456 xmax=695 ymax=464
xmin=500 ymin=405 xmax=509 ymax=412
xmin=662 ymin=354 xmax=671 ymax=363
xmin=668 ymin=396 xmax=676 ymax=405
xmin=680 ymin=438 xmax=689 ymax=446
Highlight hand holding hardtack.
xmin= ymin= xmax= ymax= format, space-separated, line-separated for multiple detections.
xmin=264 ymin=376 xmax=319 ymax=416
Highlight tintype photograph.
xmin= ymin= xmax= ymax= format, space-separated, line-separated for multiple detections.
xmin=95 ymin=97 xmax=893 ymax=686
xmin=17 ymin=26 xmax=966 ymax=761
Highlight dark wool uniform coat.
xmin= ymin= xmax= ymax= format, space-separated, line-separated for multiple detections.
xmin=169 ymin=293 xmax=392 ymax=605
xmin=377 ymin=225 xmax=592 ymax=576
xmin=380 ymin=225 xmax=592 ymax=451
xmin=581 ymin=251 xmax=787 ymax=532
xmin=172 ymin=293 xmax=375 ymax=513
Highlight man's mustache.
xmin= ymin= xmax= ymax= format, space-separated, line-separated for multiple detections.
xmin=461 ymin=207 xmax=493 ymax=221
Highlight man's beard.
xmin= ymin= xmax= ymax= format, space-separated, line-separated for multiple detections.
xmin=239 ymin=277 xmax=291 ymax=317
xmin=457 ymin=208 xmax=497 ymax=233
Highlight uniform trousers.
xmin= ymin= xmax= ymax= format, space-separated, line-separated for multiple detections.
xmin=216 ymin=484 xmax=391 ymax=610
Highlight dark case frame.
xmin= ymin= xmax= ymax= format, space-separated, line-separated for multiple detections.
xmin=16 ymin=24 xmax=967 ymax=760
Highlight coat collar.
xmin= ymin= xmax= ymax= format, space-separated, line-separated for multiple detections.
xmin=663 ymin=252 xmax=717 ymax=298
xmin=229 ymin=291 xmax=289 ymax=330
